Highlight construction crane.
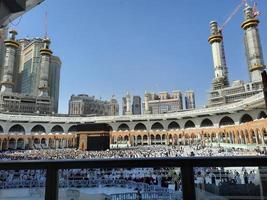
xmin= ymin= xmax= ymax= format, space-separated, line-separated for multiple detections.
xmin=219 ymin=0 xmax=247 ymax=31
xmin=219 ymin=0 xmax=261 ymax=31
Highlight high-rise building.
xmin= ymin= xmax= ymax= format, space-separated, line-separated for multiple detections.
xmin=185 ymin=90 xmax=195 ymax=110
xmin=3 ymin=37 xmax=62 ymax=113
xmin=49 ymin=56 xmax=61 ymax=112
xmin=143 ymin=90 xmax=183 ymax=114
xmin=108 ymin=96 xmax=119 ymax=116
xmin=132 ymin=96 xmax=141 ymax=115
xmin=0 ymin=31 xmax=56 ymax=114
xmin=69 ymin=94 xmax=119 ymax=116
xmin=122 ymin=93 xmax=141 ymax=115
xmin=122 ymin=97 xmax=127 ymax=115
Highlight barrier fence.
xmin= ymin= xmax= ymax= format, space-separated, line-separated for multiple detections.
xmin=0 ymin=156 xmax=267 ymax=200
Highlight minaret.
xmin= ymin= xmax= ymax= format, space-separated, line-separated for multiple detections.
xmin=144 ymin=91 xmax=151 ymax=114
xmin=38 ymin=38 xmax=52 ymax=96
xmin=241 ymin=5 xmax=265 ymax=82
xmin=208 ymin=21 xmax=229 ymax=90
xmin=125 ymin=92 xmax=132 ymax=115
xmin=0 ymin=30 xmax=19 ymax=93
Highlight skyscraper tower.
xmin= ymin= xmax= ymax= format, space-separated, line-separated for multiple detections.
xmin=144 ymin=91 xmax=151 ymax=114
xmin=125 ymin=92 xmax=132 ymax=115
xmin=208 ymin=21 xmax=229 ymax=90
xmin=1 ymin=30 xmax=19 ymax=93
xmin=38 ymin=38 xmax=52 ymax=96
xmin=185 ymin=90 xmax=195 ymax=110
xmin=241 ymin=5 xmax=265 ymax=82
xmin=132 ymin=96 xmax=141 ymax=115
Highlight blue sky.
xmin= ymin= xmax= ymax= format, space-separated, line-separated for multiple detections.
xmin=12 ymin=0 xmax=267 ymax=113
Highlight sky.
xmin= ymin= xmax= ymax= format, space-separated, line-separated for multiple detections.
xmin=12 ymin=0 xmax=267 ymax=114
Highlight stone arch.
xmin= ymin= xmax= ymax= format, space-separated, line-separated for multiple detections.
xmin=41 ymin=138 xmax=47 ymax=145
xmin=137 ymin=135 xmax=142 ymax=145
xmin=211 ymin=132 xmax=216 ymax=142
xmin=156 ymin=134 xmax=161 ymax=141
xmin=143 ymin=135 xmax=148 ymax=140
xmin=134 ymin=123 xmax=147 ymax=131
xmin=124 ymin=135 xmax=129 ymax=141
xmin=151 ymin=134 xmax=155 ymax=144
xmin=240 ymin=114 xmax=253 ymax=123
xmin=117 ymin=123 xmax=130 ymax=131
xmin=258 ymin=111 xmax=267 ymax=119
xmin=68 ymin=125 xmax=78 ymax=133
xmin=0 ymin=125 xmax=3 ymax=133
xmin=168 ymin=121 xmax=180 ymax=130
xmin=184 ymin=120 xmax=195 ymax=129
xmin=51 ymin=125 xmax=64 ymax=133
xmin=17 ymin=138 xmax=24 ymax=149
xmin=200 ymin=118 xmax=214 ymax=127
xmin=31 ymin=125 xmax=46 ymax=134
xmin=151 ymin=122 xmax=164 ymax=131
xmin=219 ymin=116 xmax=234 ymax=127
xmin=2 ymin=139 xmax=8 ymax=150
xmin=9 ymin=124 xmax=25 ymax=134
xmin=8 ymin=138 xmax=16 ymax=149
xmin=250 ymin=130 xmax=257 ymax=144
xmin=117 ymin=135 xmax=123 ymax=142
xmin=34 ymin=138 xmax=40 ymax=144
xmin=162 ymin=134 xmax=166 ymax=140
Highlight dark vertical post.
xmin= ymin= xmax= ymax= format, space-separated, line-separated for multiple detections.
xmin=45 ymin=166 xmax=58 ymax=200
xmin=181 ymin=165 xmax=196 ymax=200
xmin=262 ymin=70 xmax=267 ymax=110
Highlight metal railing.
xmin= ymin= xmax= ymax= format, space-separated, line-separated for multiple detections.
xmin=0 ymin=156 xmax=267 ymax=200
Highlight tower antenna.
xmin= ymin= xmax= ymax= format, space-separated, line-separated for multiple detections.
xmin=44 ymin=11 xmax=48 ymax=38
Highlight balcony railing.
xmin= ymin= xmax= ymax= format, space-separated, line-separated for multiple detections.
xmin=0 ymin=156 xmax=267 ymax=200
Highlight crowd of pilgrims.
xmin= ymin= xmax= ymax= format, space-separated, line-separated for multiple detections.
xmin=0 ymin=145 xmax=263 ymax=160
xmin=0 ymin=145 xmax=263 ymax=192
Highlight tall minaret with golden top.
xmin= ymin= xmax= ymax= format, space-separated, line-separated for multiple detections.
xmin=208 ymin=21 xmax=229 ymax=90
xmin=241 ymin=4 xmax=265 ymax=82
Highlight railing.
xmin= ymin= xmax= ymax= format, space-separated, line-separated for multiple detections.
xmin=0 ymin=156 xmax=267 ymax=200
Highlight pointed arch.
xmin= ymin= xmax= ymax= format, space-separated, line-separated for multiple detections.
xmin=9 ymin=124 xmax=25 ymax=134
xmin=258 ymin=111 xmax=267 ymax=119
xmin=134 ymin=123 xmax=147 ymax=131
xmin=51 ymin=125 xmax=64 ymax=133
xmin=184 ymin=120 xmax=195 ymax=129
xmin=68 ymin=125 xmax=78 ymax=133
xmin=200 ymin=118 xmax=213 ymax=127
xmin=17 ymin=138 xmax=24 ymax=149
xmin=117 ymin=123 xmax=130 ymax=131
xmin=219 ymin=116 xmax=234 ymax=127
xmin=8 ymin=138 xmax=16 ymax=149
xmin=151 ymin=122 xmax=164 ymax=131
xmin=168 ymin=121 xmax=180 ymax=130
xmin=31 ymin=125 xmax=46 ymax=134
xmin=240 ymin=114 xmax=253 ymax=123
